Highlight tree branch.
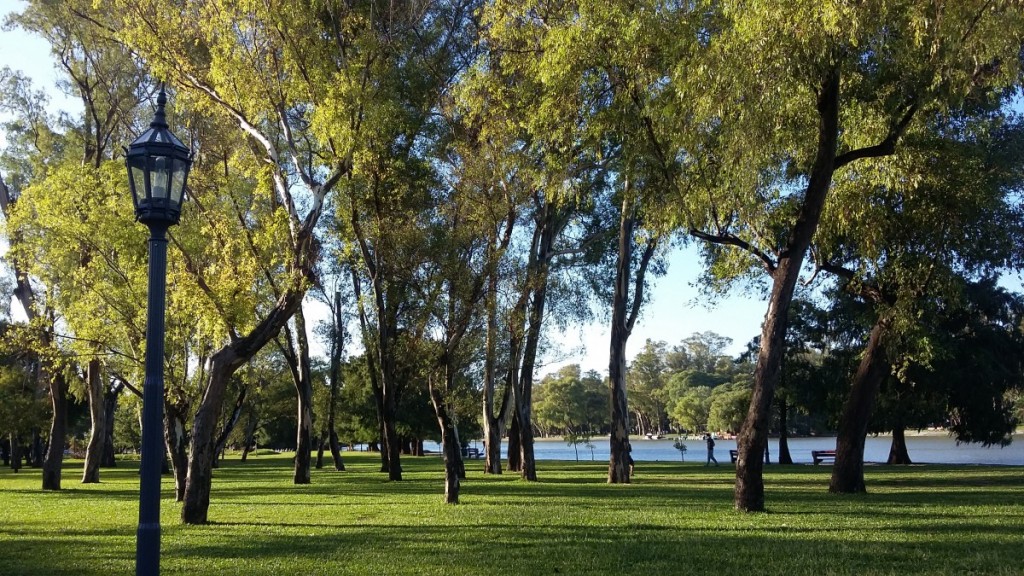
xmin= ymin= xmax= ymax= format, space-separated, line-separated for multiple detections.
xmin=834 ymin=102 xmax=918 ymax=169
xmin=688 ymin=228 xmax=777 ymax=273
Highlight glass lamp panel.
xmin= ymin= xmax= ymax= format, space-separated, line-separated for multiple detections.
xmin=129 ymin=160 xmax=147 ymax=207
xmin=170 ymin=158 xmax=187 ymax=205
xmin=149 ymin=156 xmax=171 ymax=200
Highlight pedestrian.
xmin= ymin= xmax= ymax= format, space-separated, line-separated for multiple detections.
xmin=704 ymin=433 xmax=718 ymax=466
xmin=627 ymin=444 xmax=635 ymax=477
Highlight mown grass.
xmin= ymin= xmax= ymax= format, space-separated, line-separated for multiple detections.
xmin=1 ymin=453 xmax=1022 ymax=575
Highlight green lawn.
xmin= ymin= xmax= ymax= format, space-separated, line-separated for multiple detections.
xmin=1 ymin=453 xmax=1022 ymax=575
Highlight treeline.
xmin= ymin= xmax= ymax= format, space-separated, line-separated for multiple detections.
xmin=1 ymin=0 xmax=1024 ymax=518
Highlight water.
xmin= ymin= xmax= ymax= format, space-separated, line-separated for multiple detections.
xmin=448 ymin=434 xmax=1024 ymax=465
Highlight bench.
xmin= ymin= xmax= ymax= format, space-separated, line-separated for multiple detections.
xmin=462 ymin=447 xmax=482 ymax=459
xmin=811 ymin=450 xmax=836 ymax=465
xmin=729 ymin=450 xmax=738 ymax=463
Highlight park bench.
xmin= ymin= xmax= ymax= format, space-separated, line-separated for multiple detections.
xmin=462 ymin=447 xmax=482 ymax=459
xmin=729 ymin=450 xmax=738 ymax=463
xmin=812 ymin=450 xmax=836 ymax=465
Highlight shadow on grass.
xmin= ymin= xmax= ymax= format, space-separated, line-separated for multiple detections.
xmin=3 ymin=456 xmax=1023 ymax=575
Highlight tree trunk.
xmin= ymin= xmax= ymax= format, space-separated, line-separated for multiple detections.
xmin=506 ymin=201 xmax=567 ymax=481
xmin=240 ymin=413 xmax=258 ymax=463
xmin=733 ymin=69 xmax=841 ymax=512
xmin=830 ymin=320 xmax=889 ymax=494
xmin=181 ymin=281 xmax=306 ymax=523
xmin=30 ymin=429 xmax=43 ymax=467
xmin=10 ymin=435 xmax=22 ymax=473
xmin=429 ymin=376 xmax=461 ymax=504
xmin=1 ymin=436 xmax=9 ymax=466
xmin=506 ymin=411 xmax=522 ymax=473
xmin=278 ymin=308 xmax=315 ymax=485
xmin=777 ymin=399 xmax=793 ymax=465
xmin=292 ymin=309 xmax=315 ymax=485
xmin=182 ymin=357 xmax=235 ymax=522
xmin=328 ymin=290 xmax=345 ymax=471
xmin=607 ymin=195 xmax=657 ymax=484
xmin=41 ymin=372 xmax=67 ymax=490
xmin=351 ymin=266 xmax=392 ymax=476
xmin=164 ymin=398 xmax=190 ymax=502
xmin=212 ymin=386 xmax=247 ymax=469
xmin=315 ymin=436 xmax=325 ymax=469
xmin=81 ymin=358 xmax=105 ymax=483
xmin=101 ymin=382 xmax=122 ymax=468
xmin=482 ymin=269 xmax=509 ymax=475
xmin=381 ymin=392 xmax=402 ymax=481
xmin=608 ymin=202 xmax=634 ymax=485
xmin=887 ymin=424 xmax=912 ymax=465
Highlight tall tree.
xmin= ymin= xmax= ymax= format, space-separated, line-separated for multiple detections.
xmin=812 ymin=108 xmax=1024 ymax=493
xmin=97 ymin=0 xmax=422 ymax=522
xmin=680 ymin=1 xmax=1024 ymax=511
xmin=607 ymin=185 xmax=658 ymax=483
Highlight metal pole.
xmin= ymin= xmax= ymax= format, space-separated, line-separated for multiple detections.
xmin=136 ymin=222 xmax=169 ymax=576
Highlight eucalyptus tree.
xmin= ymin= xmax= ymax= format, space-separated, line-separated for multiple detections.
xmin=275 ymin=306 xmax=316 ymax=484
xmin=0 ymin=72 xmax=73 ymax=490
xmin=421 ymin=147 xmax=517 ymax=502
xmin=93 ymin=0 xmax=466 ymax=522
xmin=5 ymin=1 xmax=152 ymax=486
xmin=478 ymin=0 xmax=684 ymax=484
xmin=810 ymin=108 xmax=1024 ymax=493
xmin=323 ymin=0 xmax=483 ymax=483
xmin=477 ymin=0 xmax=661 ymax=482
xmin=675 ymin=1 xmax=1024 ymax=510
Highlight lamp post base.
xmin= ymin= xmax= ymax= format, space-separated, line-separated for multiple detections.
xmin=135 ymin=521 xmax=161 ymax=576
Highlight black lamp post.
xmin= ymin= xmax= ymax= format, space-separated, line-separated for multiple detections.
xmin=126 ymin=86 xmax=192 ymax=576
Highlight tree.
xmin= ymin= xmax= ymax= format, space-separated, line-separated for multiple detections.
xmin=811 ymin=106 xmax=1024 ymax=494
xmin=6 ymin=0 xmax=152 ymax=487
xmin=0 ymin=324 xmax=49 ymax=472
xmin=535 ymin=366 xmax=608 ymax=460
xmin=97 ymin=0 xmax=421 ymax=523
xmin=627 ymin=340 xmax=668 ymax=438
xmin=669 ymin=386 xmax=713 ymax=433
xmin=680 ymin=1 xmax=1024 ymax=510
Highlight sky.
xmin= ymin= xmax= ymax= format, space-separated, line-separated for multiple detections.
xmin=0 ymin=0 xmax=777 ymax=377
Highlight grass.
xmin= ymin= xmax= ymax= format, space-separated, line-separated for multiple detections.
xmin=1 ymin=453 xmax=1022 ymax=575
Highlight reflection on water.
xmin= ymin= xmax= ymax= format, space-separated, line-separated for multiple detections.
xmin=442 ymin=435 xmax=1023 ymax=465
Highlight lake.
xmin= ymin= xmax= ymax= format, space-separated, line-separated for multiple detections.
xmin=449 ymin=434 xmax=1024 ymax=465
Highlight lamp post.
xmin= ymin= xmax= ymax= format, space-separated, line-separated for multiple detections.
xmin=126 ymin=86 xmax=192 ymax=576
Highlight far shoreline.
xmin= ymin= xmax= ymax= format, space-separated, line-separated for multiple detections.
xmin=529 ymin=427 xmax=1024 ymax=444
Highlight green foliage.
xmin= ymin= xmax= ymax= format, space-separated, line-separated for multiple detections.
xmin=0 ymin=328 xmax=48 ymax=438
xmin=534 ymin=365 xmax=609 ymax=444
xmin=707 ymin=383 xmax=752 ymax=434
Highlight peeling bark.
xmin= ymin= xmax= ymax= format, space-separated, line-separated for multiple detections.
xmin=429 ymin=375 xmax=461 ymax=504
xmin=608 ymin=192 xmax=657 ymax=484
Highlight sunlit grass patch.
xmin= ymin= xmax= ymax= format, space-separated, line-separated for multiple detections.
xmin=1 ymin=453 xmax=1022 ymax=575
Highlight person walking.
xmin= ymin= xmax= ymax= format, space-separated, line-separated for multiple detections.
xmin=704 ymin=433 xmax=718 ymax=466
